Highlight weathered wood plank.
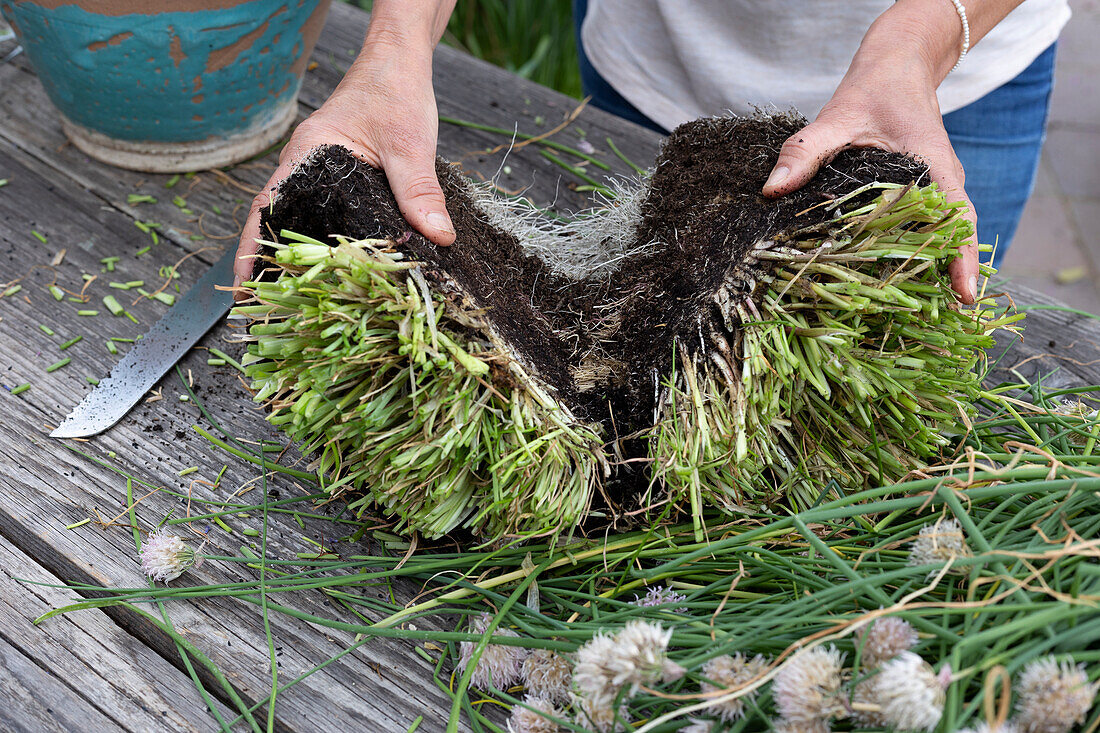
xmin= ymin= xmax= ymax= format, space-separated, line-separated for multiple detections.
xmin=0 ymin=635 xmax=125 ymax=733
xmin=987 ymin=285 xmax=1100 ymax=389
xmin=0 ymin=534 xmax=232 ymax=731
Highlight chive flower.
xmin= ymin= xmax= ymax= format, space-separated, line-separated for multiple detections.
xmin=856 ymin=617 xmax=919 ymax=669
xmin=1014 ymin=657 xmax=1098 ymax=733
xmin=522 ymin=649 xmax=572 ymax=703
xmin=771 ymin=645 xmax=847 ymax=725
xmin=854 ymin=651 xmax=946 ymax=731
xmin=574 ymin=620 xmax=684 ymax=698
xmin=699 ymin=653 xmax=768 ymax=721
xmin=507 ymin=695 xmax=563 ymax=733
xmin=632 ymin=585 xmax=688 ymax=611
xmin=457 ymin=613 xmax=528 ymax=691
xmin=572 ymin=620 xmax=684 ymax=731
xmin=908 ymin=517 xmax=971 ymax=571
xmin=572 ymin=694 xmax=629 ymax=733
xmin=139 ymin=529 xmax=198 ymax=582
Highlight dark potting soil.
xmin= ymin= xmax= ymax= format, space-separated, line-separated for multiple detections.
xmin=259 ymin=114 xmax=926 ymax=436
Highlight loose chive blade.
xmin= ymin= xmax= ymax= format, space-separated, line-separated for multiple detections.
xmin=86 ymin=376 xmax=100 ymax=385
xmin=135 ymin=246 xmax=151 ymax=257
xmin=49 ymin=285 xmax=65 ymax=301
xmin=165 ymin=174 xmax=180 ymax=188
xmin=153 ymin=292 xmax=175 ymax=306
xmin=77 ymin=310 xmax=98 ymax=316
xmin=110 ymin=337 xmax=135 ymax=343
xmin=10 ymin=383 xmax=30 ymax=395
xmin=126 ymin=280 xmax=144 ymax=288
xmin=59 ymin=335 xmax=82 ymax=350
xmin=106 ymin=340 xmax=119 ymax=355
xmin=46 ymin=357 xmax=70 ymax=373
xmin=31 ymin=230 xmax=47 ymax=244
xmin=109 ymin=282 xmax=131 ymax=290
xmin=127 ymin=193 xmax=157 ymax=204
xmin=2 ymin=284 xmax=22 ymax=297
xmin=38 ymin=324 xmax=55 ymax=336
xmin=177 ymin=466 xmax=198 ymax=476
xmin=103 ymin=294 xmax=124 ymax=316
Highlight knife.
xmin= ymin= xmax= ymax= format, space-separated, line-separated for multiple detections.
xmin=50 ymin=247 xmax=238 ymax=438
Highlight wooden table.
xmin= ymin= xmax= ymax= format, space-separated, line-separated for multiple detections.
xmin=0 ymin=3 xmax=1096 ymax=731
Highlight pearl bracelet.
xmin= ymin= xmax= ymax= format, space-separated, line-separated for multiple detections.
xmin=948 ymin=0 xmax=971 ymax=73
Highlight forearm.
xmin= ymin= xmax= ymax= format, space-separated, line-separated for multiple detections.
xmin=858 ymin=0 xmax=1026 ymax=84
xmin=332 ymin=0 xmax=457 ymax=97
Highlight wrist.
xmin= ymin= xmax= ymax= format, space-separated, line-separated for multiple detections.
xmin=862 ymin=0 xmax=968 ymax=84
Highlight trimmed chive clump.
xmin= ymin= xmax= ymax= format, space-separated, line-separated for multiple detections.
xmin=647 ymin=182 xmax=1021 ymax=522
xmin=237 ymin=115 xmax=1019 ymax=541
xmin=235 ymin=234 xmax=606 ymax=540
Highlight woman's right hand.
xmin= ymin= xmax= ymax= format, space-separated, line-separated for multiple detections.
xmin=234 ymin=0 xmax=457 ymax=293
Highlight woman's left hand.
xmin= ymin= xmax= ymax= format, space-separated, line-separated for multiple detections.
xmin=761 ymin=0 xmax=991 ymax=305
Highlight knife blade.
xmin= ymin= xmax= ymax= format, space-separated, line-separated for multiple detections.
xmin=50 ymin=247 xmax=238 ymax=438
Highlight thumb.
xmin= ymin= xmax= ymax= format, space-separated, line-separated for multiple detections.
xmin=762 ymin=118 xmax=854 ymax=198
xmin=383 ymin=149 xmax=455 ymax=246
xmin=928 ymin=153 xmax=979 ymax=305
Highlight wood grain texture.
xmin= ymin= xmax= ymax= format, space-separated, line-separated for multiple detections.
xmin=0 ymin=534 xmax=231 ymax=732
xmin=0 ymin=2 xmax=1096 ymax=731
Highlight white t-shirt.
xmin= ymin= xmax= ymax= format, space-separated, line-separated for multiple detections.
xmin=580 ymin=0 xmax=1071 ymax=130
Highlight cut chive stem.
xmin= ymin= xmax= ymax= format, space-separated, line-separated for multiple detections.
xmin=46 ymin=358 xmax=71 ymax=373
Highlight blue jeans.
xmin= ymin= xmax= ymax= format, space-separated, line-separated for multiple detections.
xmin=573 ymin=0 xmax=1057 ymax=267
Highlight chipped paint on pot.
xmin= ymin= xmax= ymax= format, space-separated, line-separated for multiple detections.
xmin=0 ymin=0 xmax=330 ymax=171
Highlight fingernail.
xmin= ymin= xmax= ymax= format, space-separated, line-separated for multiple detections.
xmin=425 ymin=211 xmax=455 ymax=237
xmin=968 ymin=276 xmax=978 ymax=303
xmin=764 ymin=165 xmax=789 ymax=191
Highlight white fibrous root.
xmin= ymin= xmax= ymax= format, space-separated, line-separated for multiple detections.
xmin=139 ymin=529 xmax=198 ymax=582
xmin=699 ymin=653 xmax=769 ymax=721
xmin=522 ymin=649 xmax=572 ymax=704
xmin=507 ymin=695 xmax=563 ymax=733
xmin=853 ymin=651 xmax=946 ymax=732
xmin=908 ymin=517 xmax=971 ymax=572
xmin=457 ymin=613 xmax=529 ymax=691
xmin=771 ymin=645 xmax=847 ymax=726
xmin=1014 ymin=657 xmax=1098 ymax=733
xmin=856 ymin=617 xmax=919 ymax=669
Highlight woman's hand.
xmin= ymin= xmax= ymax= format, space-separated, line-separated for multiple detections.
xmin=762 ymin=0 xmax=1022 ymax=305
xmin=234 ymin=0 xmax=457 ymax=293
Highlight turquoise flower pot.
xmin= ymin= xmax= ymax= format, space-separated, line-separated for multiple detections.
xmin=0 ymin=0 xmax=331 ymax=171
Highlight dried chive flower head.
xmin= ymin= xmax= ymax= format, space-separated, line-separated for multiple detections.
xmin=572 ymin=694 xmax=630 ymax=733
xmin=633 ymin=585 xmax=689 ymax=611
xmin=139 ymin=529 xmax=197 ymax=582
xmin=958 ymin=723 xmax=1019 ymax=733
xmin=522 ymin=649 xmax=572 ymax=704
xmin=857 ymin=651 xmax=946 ymax=732
xmin=574 ymin=620 xmax=684 ymax=701
xmin=771 ymin=718 xmax=829 ymax=733
xmin=1014 ymin=657 xmax=1098 ymax=733
xmin=771 ymin=645 xmax=847 ymax=725
xmin=908 ymin=517 xmax=971 ymax=571
xmin=700 ymin=653 xmax=769 ymax=721
xmin=856 ymin=617 xmax=919 ymax=669
xmin=458 ymin=613 xmax=528 ymax=691
xmin=507 ymin=695 xmax=562 ymax=733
